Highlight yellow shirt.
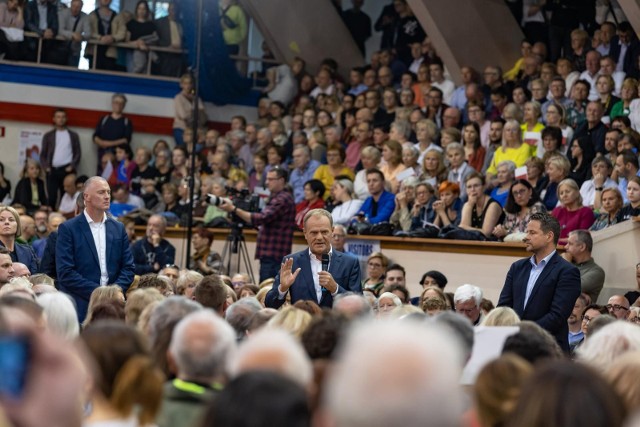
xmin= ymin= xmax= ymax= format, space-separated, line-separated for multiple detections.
xmin=487 ymin=143 xmax=534 ymax=176
xmin=520 ymin=122 xmax=545 ymax=157
xmin=313 ymin=165 xmax=355 ymax=199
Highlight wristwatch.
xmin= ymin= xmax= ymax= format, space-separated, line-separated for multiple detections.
xmin=595 ymin=187 xmax=604 ymax=191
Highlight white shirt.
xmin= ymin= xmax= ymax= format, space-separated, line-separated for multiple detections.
xmin=579 ymin=70 xmax=601 ymax=101
xmin=52 ymin=129 xmax=73 ymax=168
xmin=278 ymin=247 xmax=337 ymax=302
xmin=308 ymin=248 xmax=335 ymax=302
xmin=580 ymin=177 xmax=618 ymax=208
xmin=58 ymin=191 xmax=79 ymax=214
xmin=432 ymin=79 xmax=455 ymax=105
xmin=84 ymin=210 xmax=109 ymax=286
xmin=524 ymin=250 xmax=556 ymax=308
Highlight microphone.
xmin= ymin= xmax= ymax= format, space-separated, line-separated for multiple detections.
xmin=321 ymin=253 xmax=330 ymax=293
xmin=321 ymin=253 xmax=330 ymax=272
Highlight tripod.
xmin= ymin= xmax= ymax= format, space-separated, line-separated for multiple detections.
xmin=220 ymin=222 xmax=255 ymax=284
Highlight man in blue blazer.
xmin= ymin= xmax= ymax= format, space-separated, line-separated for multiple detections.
xmin=265 ymin=209 xmax=362 ymax=309
xmin=498 ymin=212 xmax=581 ymax=353
xmin=56 ymin=176 xmax=135 ymax=321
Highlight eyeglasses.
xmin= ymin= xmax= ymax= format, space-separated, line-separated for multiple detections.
xmin=606 ymin=304 xmax=629 ymax=312
xmin=455 ymin=307 xmax=477 ymax=315
xmin=512 ymin=189 xmax=528 ymax=197
xmin=164 ymin=264 xmax=179 ymax=270
xmin=581 ymin=314 xmax=596 ymax=324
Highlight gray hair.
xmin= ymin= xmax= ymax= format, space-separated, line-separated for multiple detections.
xmin=169 ymin=309 xmax=237 ymax=380
xmin=230 ymin=328 xmax=313 ymax=387
xmin=454 ymin=284 xmax=483 ymax=307
xmin=37 ymin=292 xmax=79 ymax=340
xmin=324 ymin=320 xmax=463 ymax=427
xmin=445 ymin=142 xmax=464 ymax=155
xmin=335 ymin=179 xmax=354 ymax=197
xmin=378 ymin=292 xmax=403 ymax=307
xmin=497 ymin=160 xmax=517 ymax=175
xmin=402 ymin=143 xmax=420 ymax=159
xmin=568 ymin=229 xmax=593 ymax=252
xmin=333 ymin=293 xmax=373 ymax=319
xmin=391 ymin=120 xmax=412 ymax=139
xmin=303 ymin=208 xmax=333 ymax=230
xmin=361 ymin=145 xmax=382 ymax=162
xmin=578 ymin=321 xmax=640 ymax=370
xmin=148 ymin=296 xmax=203 ymax=347
xmin=293 ymin=145 xmax=311 ymax=157
xmin=429 ymin=311 xmax=475 ymax=363
xmin=225 ymin=297 xmax=263 ymax=340
xmin=228 ymin=130 xmax=247 ymax=141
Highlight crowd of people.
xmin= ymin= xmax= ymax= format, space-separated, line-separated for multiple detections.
xmin=2 ymin=1 xmax=640 ymax=426
xmin=0 ymin=205 xmax=640 ymax=426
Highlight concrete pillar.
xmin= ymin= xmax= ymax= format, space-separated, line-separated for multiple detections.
xmin=239 ymin=0 xmax=365 ymax=77
xmin=408 ymin=0 xmax=524 ymax=84
xmin=618 ymin=0 xmax=640 ymax=35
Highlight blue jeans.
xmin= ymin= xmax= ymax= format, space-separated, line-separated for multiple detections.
xmin=173 ymin=128 xmax=184 ymax=146
xmin=259 ymin=257 xmax=280 ymax=283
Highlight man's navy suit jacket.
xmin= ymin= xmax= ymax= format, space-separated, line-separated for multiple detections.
xmin=498 ymin=251 xmax=581 ymax=352
xmin=265 ymin=249 xmax=362 ymax=309
xmin=56 ymin=214 xmax=135 ymax=321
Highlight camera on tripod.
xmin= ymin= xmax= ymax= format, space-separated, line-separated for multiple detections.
xmin=206 ymin=186 xmax=260 ymax=213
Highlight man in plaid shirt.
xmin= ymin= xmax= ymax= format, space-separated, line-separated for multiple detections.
xmin=220 ymin=167 xmax=296 ymax=281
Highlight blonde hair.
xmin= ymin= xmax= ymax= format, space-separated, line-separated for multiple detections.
xmin=481 ymin=307 xmax=521 ymax=326
xmin=605 ymin=351 xmax=640 ymax=413
xmin=0 ymin=205 xmax=22 ymax=237
xmin=124 ymin=288 xmax=164 ymax=326
xmin=83 ymin=285 xmax=124 ymax=327
xmin=266 ymin=306 xmax=312 ymax=338
xmin=474 ymin=354 xmax=533 ymax=427
xmin=557 ymin=178 xmax=583 ymax=206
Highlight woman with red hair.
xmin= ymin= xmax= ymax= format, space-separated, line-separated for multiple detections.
xmin=433 ymin=181 xmax=463 ymax=227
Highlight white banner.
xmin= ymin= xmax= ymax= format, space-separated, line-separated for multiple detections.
xmin=18 ymin=129 xmax=44 ymax=167
xmin=345 ymin=238 xmax=381 ymax=273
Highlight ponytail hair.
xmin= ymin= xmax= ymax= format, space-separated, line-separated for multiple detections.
xmin=111 ymin=355 xmax=165 ymax=425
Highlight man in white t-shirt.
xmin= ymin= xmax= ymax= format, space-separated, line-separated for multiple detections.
xmin=40 ymin=109 xmax=81 ymax=208
xmin=430 ymin=60 xmax=455 ymax=105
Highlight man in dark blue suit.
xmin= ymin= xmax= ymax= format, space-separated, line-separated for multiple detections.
xmin=56 ymin=176 xmax=135 ymax=321
xmin=498 ymin=212 xmax=581 ymax=352
xmin=265 ymin=209 xmax=362 ymax=309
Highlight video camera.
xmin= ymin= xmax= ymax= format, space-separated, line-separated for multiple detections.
xmin=206 ymin=186 xmax=260 ymax=213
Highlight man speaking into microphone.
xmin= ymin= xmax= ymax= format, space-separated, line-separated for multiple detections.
xmin=265 ymin=209 xmax=362 ymax=309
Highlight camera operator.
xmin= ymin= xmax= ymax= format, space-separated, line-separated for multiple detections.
xmin=219 ymin=167 xmax=296 ymax=281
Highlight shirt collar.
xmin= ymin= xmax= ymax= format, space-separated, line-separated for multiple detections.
xmin=84 ymin=209 xmax=107 ymax=225
xmin=530 ymin=250 xmax=556 ymax=268
xmin=308 ymin=246 xmax=333 ymax=261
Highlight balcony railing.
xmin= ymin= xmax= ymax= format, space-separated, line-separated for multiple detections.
xmin=5 ymin=32 xmax=281 ymax=85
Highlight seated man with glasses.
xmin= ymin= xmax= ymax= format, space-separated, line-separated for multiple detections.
xmin=131 ymin=214 xmax=176 ymax=275
xmin=606 ymin=295 xmax=630 ymax=320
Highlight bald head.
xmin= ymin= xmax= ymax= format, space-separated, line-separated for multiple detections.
xmin=12 ymin=262 xmax=30 ymax=278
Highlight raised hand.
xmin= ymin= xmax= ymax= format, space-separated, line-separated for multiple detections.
xmin=278 ymin=257 xmax=301 ymax=293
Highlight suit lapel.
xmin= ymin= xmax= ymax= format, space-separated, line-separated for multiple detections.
xmin=524 ymin=253 xmax=558 ymax=312
xmin=328 ymin=251 xmax=342 ymax=278
xmin=79 ymin=216 xmax=100 ymax=266
xmin=514 ymin=260 xmax=532 ymax=314
xmin=105 ymin=219 xmax=114 ymax=267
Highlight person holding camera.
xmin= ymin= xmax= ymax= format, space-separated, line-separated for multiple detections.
xmin=219 ymin=167 xmax=295 ymax=282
